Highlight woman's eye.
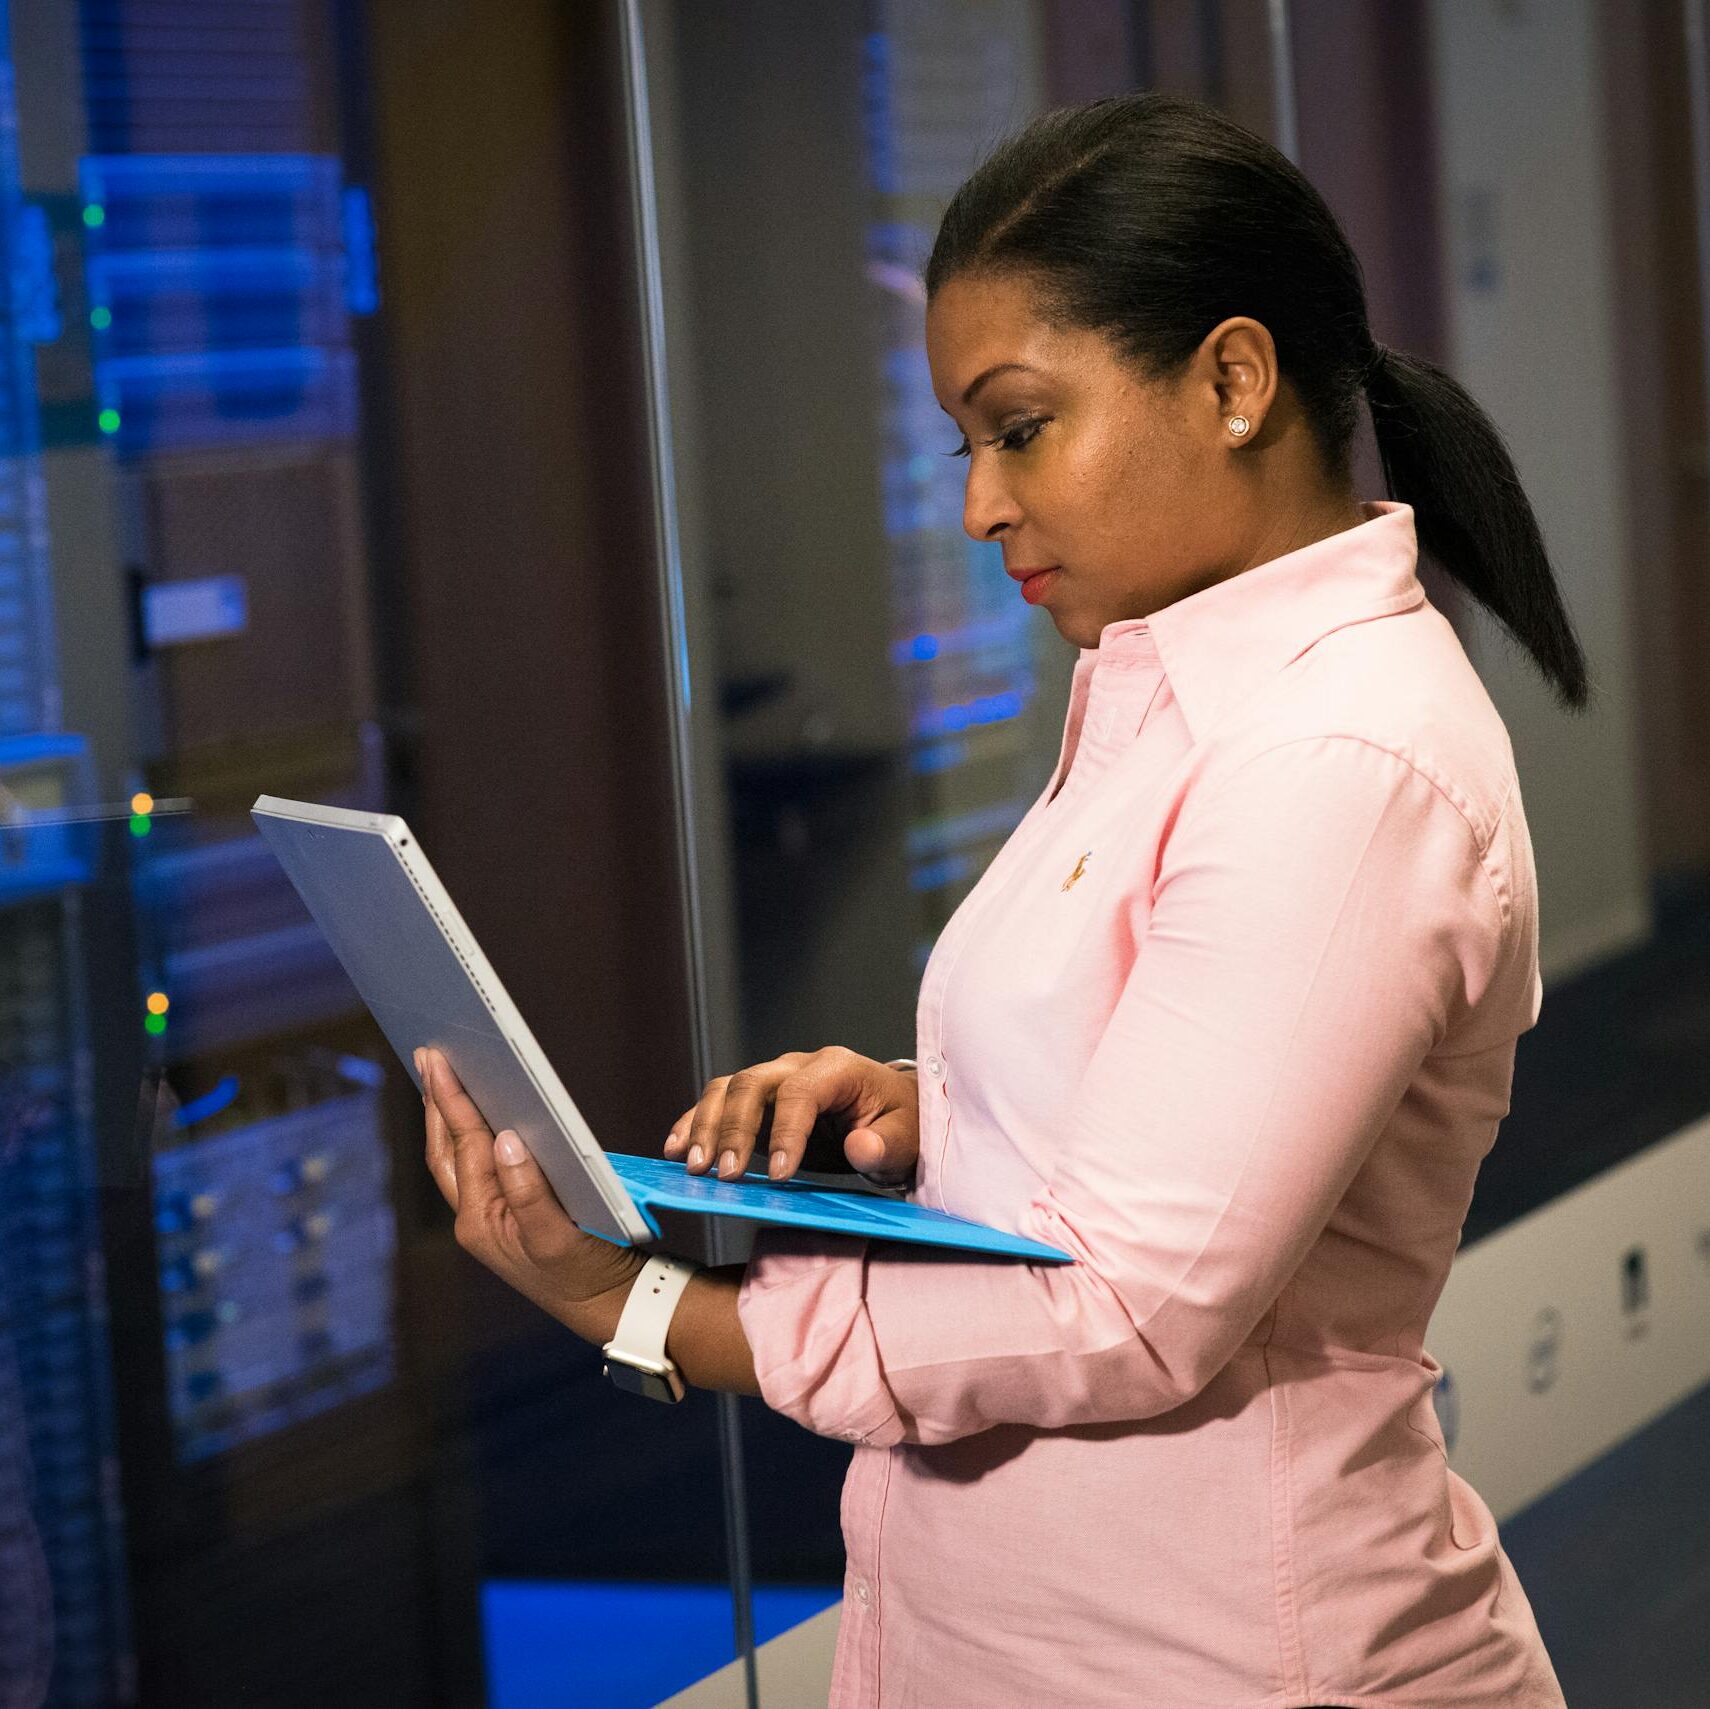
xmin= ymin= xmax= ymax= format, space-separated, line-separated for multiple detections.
xmin=996 ymin=417 xmax=1045 ymax=451
xmin=944 ymin=417 xmax=1047 ymax=458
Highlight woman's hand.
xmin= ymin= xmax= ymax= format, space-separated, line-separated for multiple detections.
xmin=419 ymin=1046 xmax=645 ymax=1334
xmin=662 ymin=1047 xmax=920 ymax=1186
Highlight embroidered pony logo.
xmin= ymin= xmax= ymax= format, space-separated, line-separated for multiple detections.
xmin=1061 ymin=849 xmax=1092 ymax=891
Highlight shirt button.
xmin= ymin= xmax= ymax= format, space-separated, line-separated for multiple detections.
xmin=925 ymin=1055 xmax=944 ymax=1078
xmin=853 ymin=1580 xmax=872 ymax=1606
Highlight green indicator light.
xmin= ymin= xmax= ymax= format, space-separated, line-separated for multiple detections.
xmin=144 ymin=1012 xmax=167 ymax=1036
xmin=128 ymin=813 xmax=151 ymax=836
xmin=98 ymin=408 xmax=121 ymax=434
xmin=90 ymin=306 xmax=112 ymax=331
xmin=83 ymin=204 xmax=105 ymax=228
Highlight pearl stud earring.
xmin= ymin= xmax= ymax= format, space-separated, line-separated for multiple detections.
xmin=1228 ymin=415 xmax=1251 ymax=437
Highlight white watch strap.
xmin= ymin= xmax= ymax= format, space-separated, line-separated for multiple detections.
xmin=603 ymin=1253 xmax=701 ymax=1395
xmin=884 ymin=1058 xmax=917 ymax=1071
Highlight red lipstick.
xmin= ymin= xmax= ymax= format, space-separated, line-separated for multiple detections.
xmin=1007 ymin=566 xmax=1062 ymax=605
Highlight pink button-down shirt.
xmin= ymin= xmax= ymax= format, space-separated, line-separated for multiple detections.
xmin=736 ymin=501 xmax=1567 ymax=1708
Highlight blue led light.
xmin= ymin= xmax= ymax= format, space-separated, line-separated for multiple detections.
xmin=173 ymin=1074 xmax=241 ymax=1128
xmin=910 ymin=690 xmax=1028 ymax=741
xmin=911 ymin=739 xmax=966 ymax=775
xmin=335 ymin=1053 xmax=385 ymax=1088
xmin=13 ymin=204 xmax=61 ymax=342
xmin=890 ymin=610 xmax=1030 ymax=667
xmin=76 ymin=153 xmax=361 ymax=455
xmin=861 ymin=35 xmax=897 ymax=196
xmin=909 ymin=853 xmax=975 ymax=893
xmin=341 ymin=186 xmax=380 ymax=314
xmin=153 ymin=1192 xmax=193 ymax=1234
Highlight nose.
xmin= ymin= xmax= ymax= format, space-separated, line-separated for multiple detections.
xmin=962 ymin=452 xmax=1022 ymax=543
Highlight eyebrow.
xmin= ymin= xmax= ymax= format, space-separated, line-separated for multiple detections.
xmin=960 ymin=361 xmax=1035 ymax=406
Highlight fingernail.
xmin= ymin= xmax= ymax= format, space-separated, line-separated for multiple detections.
xmin=687 ymin=1143 xmax=704 ymax=1168
xmin=413 ymin=1048 xmax=423 ymax=1075
xmin=494 ymin=1130 xmax=526 ymax=1166
xmin=768 ymin=1150 xmax=787 ymax=1179
xmin=718 ymin=1149 xmax=738 ymax=1177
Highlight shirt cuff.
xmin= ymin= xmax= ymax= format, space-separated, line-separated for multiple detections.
xmin=736 ymin=1225 xmax=908 ymax=1448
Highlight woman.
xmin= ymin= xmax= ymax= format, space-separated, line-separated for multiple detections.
xmin=421 ymin=93 xmax=1581 ymax=1706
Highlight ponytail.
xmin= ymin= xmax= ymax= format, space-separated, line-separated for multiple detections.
xmin=928 ymin=92 xmax=1593 ymax=715
xmin=1364 ymin=346 xmax=1590 ymax=712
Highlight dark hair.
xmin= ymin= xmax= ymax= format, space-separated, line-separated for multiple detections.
xmin=926 ymin=92 xmax=1591 ymax=714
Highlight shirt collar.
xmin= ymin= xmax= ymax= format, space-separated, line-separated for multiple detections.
xmin=1085 ymin=499 xmax=1425 ymax=742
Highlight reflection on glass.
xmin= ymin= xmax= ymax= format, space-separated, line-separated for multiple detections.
xmin=864 ymin=6 xmax=1059 ymax=969
xmin=1 ymin=5 xmax=132 ymax=1697
xmin=659 ymin=2 xmax=1710 ymax=1702
xmin=144 ymin=1054 xmax=394 ymax=1465
xmin=654 ymin=0 xmax=1151 ymax=1685
xmin=7 ymin=2 xmax=740 ymax=1704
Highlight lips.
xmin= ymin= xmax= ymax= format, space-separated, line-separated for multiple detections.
xmin=1004 ymin=565 xmax=1060 ymax=582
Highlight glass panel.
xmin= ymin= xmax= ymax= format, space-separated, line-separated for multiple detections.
xmin=644 ymin=0 xmax=1283 ymax=1698
xmin=3 ymin=3 xmax=740 ymax=1706
xmin=650 ymin=0 xmax=1710 ymax=1700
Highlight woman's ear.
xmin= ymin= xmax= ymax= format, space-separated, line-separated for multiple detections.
xmin=1201 ymin=316 xmax=1278 ymax=443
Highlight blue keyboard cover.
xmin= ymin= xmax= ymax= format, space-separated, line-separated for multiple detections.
xmin=605 ymin=1152 xmax=1074 ymax=1263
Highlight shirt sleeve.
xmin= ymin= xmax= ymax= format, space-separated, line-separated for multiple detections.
xmin=735 ymin=734 xmax=1512 ymax=1447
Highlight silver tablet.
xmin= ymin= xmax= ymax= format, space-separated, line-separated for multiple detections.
xmin=251 ymin=794 xmax=1077 ymax=1266
xmin=251 ymin=794 xmax=657 ymax=1247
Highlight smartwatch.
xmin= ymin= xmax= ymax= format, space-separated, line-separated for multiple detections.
xmin=602 ymin=1252 xmax=702 ymax=1403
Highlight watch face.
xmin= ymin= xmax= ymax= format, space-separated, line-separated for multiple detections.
xmin=604 ymin=1358 xmax=683 ymax=1403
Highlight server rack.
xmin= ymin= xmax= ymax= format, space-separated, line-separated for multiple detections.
xmin=0 ymin=1 xmax=132 ymax=1700
xmin=0 ymin=3 xmax=480 ymax=1702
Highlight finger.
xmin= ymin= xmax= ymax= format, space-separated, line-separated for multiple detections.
xmin=662 ymin=1103 xmax=696 ymax=1161
xmin=419 ymin=1051 xmax=459 ymax=1212
xmin=714 ymin=1066 xmax=791 ymax=1181
xmin=447 ymin=1123 xmax=504 ymax=1250
xmin=762 ymin=1080 xmax=842 ymax=1181
xmin=425 ymin=1050 xmax=502 ymax=1219
xmin=844 ymin=1118 xmax=917 ymax=1185
xmin=678 ymin=1053 xmax=817 ymax=1172
xmin=425 ymin=1088 xmax=460 ymax=1211
xmin=492 ymin=1129 xmax=576 ymax=1262
xmin=683 ymin=1077 xmax=731 ymax=1175
xmin=762 ymin=1049 xmax=880 ymax=1181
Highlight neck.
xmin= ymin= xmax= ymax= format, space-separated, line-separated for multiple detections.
xmin=1237 ymin=482 xmax=1371 ymax=577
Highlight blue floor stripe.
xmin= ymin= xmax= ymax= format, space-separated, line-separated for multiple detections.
xmin=482 ymin=1579 xmax=842 ymax=1708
